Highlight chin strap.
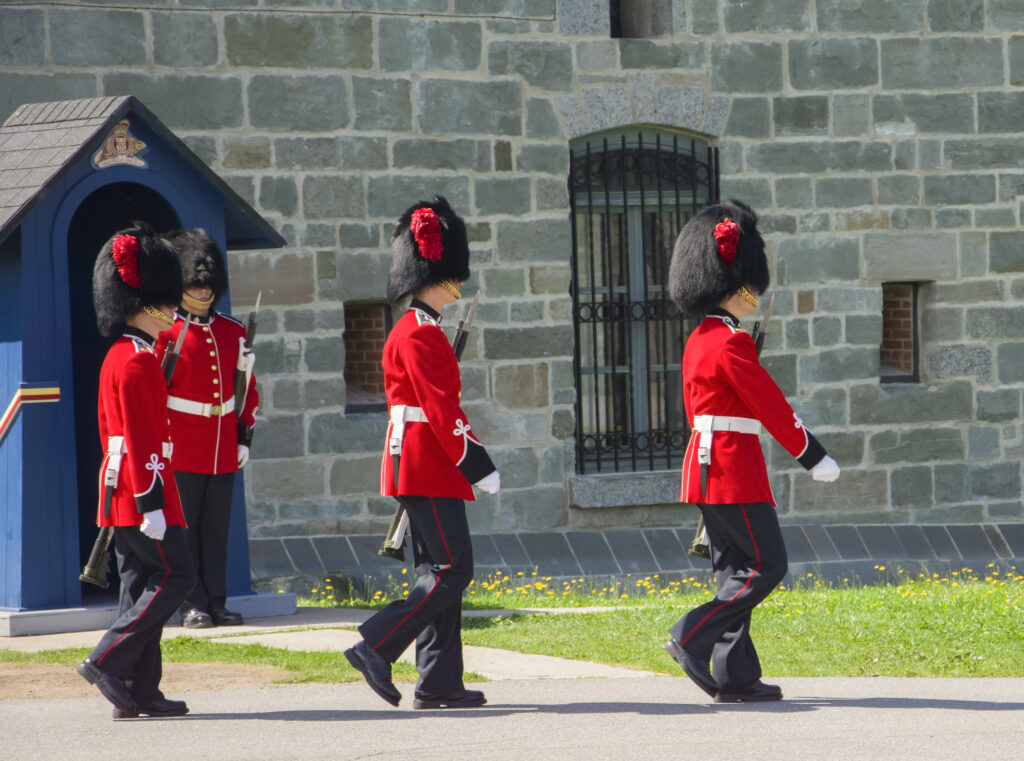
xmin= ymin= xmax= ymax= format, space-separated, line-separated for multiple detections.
xmin=438 ymin=279 xmax=462 ymax=299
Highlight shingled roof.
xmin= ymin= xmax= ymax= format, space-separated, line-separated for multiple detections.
xmin=0 ymin=95 xmax=284 ymax=250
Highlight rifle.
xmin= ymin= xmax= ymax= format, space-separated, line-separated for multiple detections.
xmin=234 ymin=291 xmax=260 ymax=419
xmin=688 ymin=294 xmax=775 ymax=560
xmin=378 ymin=292 xmax=481 ymax=562
xmin=80 ymin=315 xmax=192 ymax=588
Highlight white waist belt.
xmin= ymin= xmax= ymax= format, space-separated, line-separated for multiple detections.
xmin=692 ymin=415 xmax=761 ymax=468
xmin=167 ymin=395 xmax=236 ymax=418
xmin=388 ymin=405 xmax=428 ymax=456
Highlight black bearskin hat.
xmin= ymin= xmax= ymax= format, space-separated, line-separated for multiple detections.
xmin=92 ymin=221 xmax=183 ymax=336
xmin=668 ymin=199 xmax=770 ymax=315
xmin=162 ymin=228 xmax=229 ymax=302
xmin=385 ymin=196 xmax=471 ymax=303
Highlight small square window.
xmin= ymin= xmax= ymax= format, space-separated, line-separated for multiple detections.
xmin=880 ymin=282 xmax=919 ymax=383
xmin=343 ymin=302 xmax=393 ymax=413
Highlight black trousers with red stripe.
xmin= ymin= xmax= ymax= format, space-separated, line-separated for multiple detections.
xmin=88 ymin=525 xmax=195 ymax=703
xmin=358 ymin=495 xmax=473 ymax=695
xmin=175 ymin=470 xmax=236 ymax=615
xmin=669 ymin=502 xmax=787 ymax=693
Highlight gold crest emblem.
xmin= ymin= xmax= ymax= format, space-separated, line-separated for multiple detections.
xmin=92 ymin=119 xmax=148 ymax=169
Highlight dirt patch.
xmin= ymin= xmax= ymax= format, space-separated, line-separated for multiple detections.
xmin=0 ymin=662 xmax=289 ymax=701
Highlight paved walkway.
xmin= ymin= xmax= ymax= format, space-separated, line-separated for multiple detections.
xmin=3 ymin=608 xmax=1024 ymax=761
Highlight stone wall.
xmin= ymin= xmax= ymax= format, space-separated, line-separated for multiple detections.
xmin=2 ymin=0 xmax=1022 ymax=540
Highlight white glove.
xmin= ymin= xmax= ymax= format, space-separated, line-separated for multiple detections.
xmin=140 ymin=509 xmax=167 ymax=541
xmin=237 ymin=444 xmax=250 ymax=468
xmin=475 ymin=471 xmax=500 ymax=494
xmin=811 ymin=456 xmax=840 ymax=482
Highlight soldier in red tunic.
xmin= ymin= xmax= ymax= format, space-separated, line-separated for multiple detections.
xmin=76 ymin=223 xmax=195 ymax=719
xmin=663 ymin=201 xmax=840 ymax=703
xmin=344 ymin=197 xmax=499 ymax=710
xmin=154 ymin=229 xmax=258 ymax=629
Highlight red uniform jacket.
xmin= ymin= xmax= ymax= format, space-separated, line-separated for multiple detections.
xmin=681 ymin=310 xmax=826 ymax=505
xmin=96 ymin=329 xmax=185 ymax=528
xmin=379 ymin=302 xmax=495 ymax=500
xmin=155 ymin=310 xmax=259 ymax=475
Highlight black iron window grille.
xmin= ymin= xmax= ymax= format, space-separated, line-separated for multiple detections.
xmin=569 ymin=131 xmax=719 ymax=474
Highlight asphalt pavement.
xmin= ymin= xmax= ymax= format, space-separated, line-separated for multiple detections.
xmin=3 ymin=607 xmax=1023 ymax=761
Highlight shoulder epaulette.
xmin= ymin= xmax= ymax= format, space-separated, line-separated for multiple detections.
xmin=413 ymin=308 xmax=438 ymax=327
xmin=217 ymin=312 xmax=246 ymax=329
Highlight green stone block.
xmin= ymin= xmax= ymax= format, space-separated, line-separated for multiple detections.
xmin=104 ymin=73 xmax=244 ymax=130
xmin=969 ymin=426 xmax=1001 ymax=461
xmin=818 ymin=0 xmax=927 ymax=32
xmin=877 ymin=175 xmax=920 ymax=205
xmin=850 ymin=381 xmax=973 ymax=425
xmin=924 ymin=174 xmax=995 ymax=206
xmin=977 ymin=388 xmax=1022 ymax=422
xmin=774 ymin=96 xmax=829 ymax=136
xmin=832 ymin=93 xmax=871 ymax=137
xmin=873 ymin=93 xmax=974 ymax=134
xmin=891 ymin=466 xmax=933 ymax=508
xmin=0 ymin=8 xmax=45 ymax=66
xmin=475 ymin=177 xmax=532 ymax=216
xmin=495 ymin=141 xmax=512 ymax=172
xmin=711 ymin=42 xmax=783 ymax=93
xmin=777 ymin=237 xmax=860 ymax=284
xmin=352 ymin=77 xmax=412 ymax=131
xmin=997 ymin=342 xmax=1024 ymax=383
xmin=975 ymin=207 xmax=1017 ymax=228
xmin=248 ymin=75 xmax=349 ymax=131
xmin=725 ymin=0 xmax=811 ymax=31
xmin=309 ymin=412 xmax=381 ymax=455
xmin=929 ymin=0 xmax=984 ymax=30
xmin=881 ymin=38 xmax=1003 ymax=89
xmin=969 ymin=461 xmax=1021 ymax=500
xmin=259 ymin=176 xmax=299 ymax=217
xmin=1012 ymin=36 xmax=1024 ymax=86
xmin=526 ymin=98 xmax=564 ymax=139
xmin=998 ymin=173 xmax=1024 ymax=202
xmin=789 ymin=38 xmax=878 ymax=90
xmin=798 ymin=386 xmax=846 ymax=427
xmin=977 ymin=91 xmax=1024 ymax=133
xmin=303 ymin=176 xmax=366 ymax=219
xmin=489 ymin=41 xmax=573 ymax=91
xmin=225 ymin=14 xmax=371 ymax=69
xmin=380 ymin=19 xmax=481 ymax=71
xmin=989 ymin=231 xmax=1024 ymax=273
xmin=991 ymin=0 xmax=1024 ymax=27
xmin=933 ymin=463 xmax=970 ymax=503
xmin=815 ymin=177 xmax=872 ymax=207
xmin=419 ymin=79 xmax=522 ymax=136
xmin=724 ymin=97 xmax=770 ymax=138
xmin=366 ymin=175 xmax=470 ymax=219
xmin=51 ymin=8 xmax=145 ymax=66
xmin=153 ymin=12 xmax=219 ymax=68
xmin=812 ymin=316 xmax=842 ymax=347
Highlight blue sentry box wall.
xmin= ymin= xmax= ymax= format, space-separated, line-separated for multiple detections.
xmin=0 ymin=96 xmax=283 ymax=611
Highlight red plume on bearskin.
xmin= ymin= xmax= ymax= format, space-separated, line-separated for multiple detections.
xmin=386 ymin=196 xmax=471 ymax=303
xmin=668 ymin=200 xmax=770 ymax=316
xmin=92 ymin=221 xmax=183 ymax=336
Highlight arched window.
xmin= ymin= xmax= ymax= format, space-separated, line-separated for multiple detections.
xmin=569 ymin=129 xmax=719 ymax=474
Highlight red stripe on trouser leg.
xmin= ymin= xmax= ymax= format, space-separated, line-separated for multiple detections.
xmin=679 ymin=504 xmax=760 ymax=650
xmin=96 ymin=538 xmax=171 ymax=665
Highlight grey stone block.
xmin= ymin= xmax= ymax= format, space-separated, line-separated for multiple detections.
xmin=346 ymin=536 xmax=392 ymax=575
xmin=259 ymin=176 xmax=299 ymax=217
xmin=483 ymin=268 xmax=526 ymax=298
xmin=503 ymin=486 xmax=568 ymax=531
xmin=746 ymin=141 xmax=890 ymax=174
xmin=0 ymin=9 xmax=45 ymax=67
xmin=817 ymin=0 xmax=922 ymax=32
xmin=494 ymin=448 xmax=540 ymax=489
xmin=975 ymin=207 xmax=1017 ymax=228
xmin=312 ymin=537 xmax=360 ymax=574
xmin=275 ymin=138 xmax=340 ymax=170
xmin=991 ymin=0 xmax=1024 ymax=27
xmin=419 ymin=78 xmax=521 ymax=136
xmin=891 ymin=466 xmax=933 ymax=508
xmin=248 ymin=75 xmax=348 ymax=131
xmin=309 ymin=412 xmax=382 ymax=455
xmin=253 ymin=338 xmax=301 ymax=375
xmin=104 ymin=73 xmax=244 ymax=130
xmin=863 ymin=233 xmax=957 ymax=281
xmin=367 ymin=175 xmax=470 ymax=219
xmin=303 ymin=176 xmax=366 ymax=219
xmin=328 ymin=455 xmax=382 ymax=496
xmin=775 ymin=177 xmax=813 ymax=209
xmin=475 ymin=177 xmax=532 ymax=216
xmin=489 ymin=40 xmax=573 ymax=91
xmin=978 ymin=92 xmax=1024 ymax=133
xmin=777 ymin=237 xmax=859 ymax=284
xmin=833 ymin=93 xmax=871 ymax=137
xmin=788 ymin=38 xmax=878 ymax=90
xmin=352 ymin=77 xmax=412 ymax=131
xmin=882 ymin=37 xmax=1003 ymax=89
xmin=923 ymin=174 xmax=995 ymax=205
xmin=526 ymin=98 xmax=563 ymax=139
xmin=620 ymin=41 xmax=704 ymax=71
xmin=815 ymin=177 xmax=872 ymax=207
xmin=516 ymin=144 xmax=569 ymax=174
xmin=225 ymin=14 xmax=371 ymax=69
xmin=577 ymin=41 xmax=617 ymax=70
xmin=494 ymin=218 xmax=571 ymax=261
xmin=824 ymin=525 xmax=870 ymax=560
xmin=381 ymin=18 xmax=481 ymax=71
xmin=929 ymin=0 xmax=984 ymax=30
xmin=977 ymin=389 xmax=1021 ymax=423
xmin=719 ymin=178 xmax=772 ymax=209
xmin=724 ymin=0 xmax=810 ymax=31
xmin=969 ymin=462 xmax=1022 ymax=500
xmin=339 ymin=223 xmax=380 ymax=249
xmin=471 ymin=535 xmax=504 ymax=569
xmin=393 ymin=139 xmax=488 ymax=172
xmin=484 ymin=326 xmax=572 ymax=359
xmin=318 ymin=252 xmax=389 ymax=302
xmin=249 ymin=539 xmax=295 ymax=579
xmin=927 ymin=345 xmax=993 ymax=383
xmin=712 ymin=42 xmax=783 ymax=93
xmin=877 ymin=176 xmax=920 ymax=205
xmin=518 ymin=533 xmax=582 ymax=577
xmin=798 ymin=387 xmax=847 ymax=428
xmin=945 ymin=138 xmax=1024 ymax=170
xmin=845 ymin=314 xmax=882 ymax=345
xmin=564 ymin=531 xmax=619 ymax=575
xmin=791 ymin=469 xmax=888 ymax=512
xmin=724 ymin=97 xmax=770 ymax=138
xmin=250 ymin=459 xmax=325 ymax=500
xmin=1013 ymin=36 xmax=1024 ymax=86
xmin=851 ymin=382 xmax=973 ymax=425
xmin=946 ymin=525 xmax=997 ymax=560
xmin=968 ymin=426 xmax=1001 ymax=461
xmin=989 ymin=231 xmax=1024 ymax=273
xmin=251 ymin=414 xmax=305 ymax=460
xmin=494 ymin=362 xmax=549 ymax=408
xmin=51 ymin=9 xmax=145 ymax=66
xmin=153 ymin=12 xmax=219 ymax=68
xmin=935 ymin=209 xmax=971 ymax=229
xmin=874 ymin=93 xmax=974 ymax=135
xmin=997 ymin=343 xmax=1024 ymax=383
xmin=871 ymin=428 xmax=964 ymax=465
xmin=762 ymin=354 xmax=797 ymax=395
xmin=604 ymin=530 xmax=660 ymax=574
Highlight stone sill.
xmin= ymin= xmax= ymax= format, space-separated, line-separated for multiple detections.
xmin=568 ymin=470 xmax=680 ymax=509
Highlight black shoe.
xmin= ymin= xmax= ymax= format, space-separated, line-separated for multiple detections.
xmin=182 ymin=609 xmax=214 ymax=629
xmin=344 ymin=641 xmax=401 ymax=707
xmin=75 ymin=659 xmax=136 ymax=713
xmin=210 ymin=608 xmax=244 ymax=626
xmin=715 ymin=680 xmax=783 ymax=703
xmin=113 ymin=697 xmax=189 ymax=719
xmin=664 ymin=640 xmax=718 ymax=699
xmin=413 ymin=689 xmax=487 ymax=710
